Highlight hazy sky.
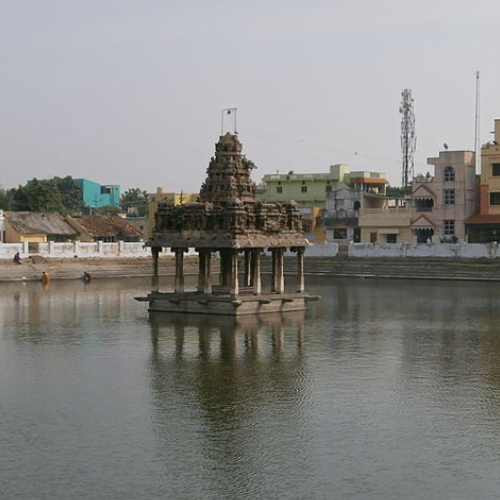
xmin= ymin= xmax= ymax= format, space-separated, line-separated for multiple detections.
xmin=2 ymin=0 xmax=500 ymax=193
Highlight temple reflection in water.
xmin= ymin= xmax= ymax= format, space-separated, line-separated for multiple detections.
xmin=148 ymin=310 xmax=306 ymax=362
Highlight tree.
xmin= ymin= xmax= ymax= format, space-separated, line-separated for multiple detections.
xmin=8 ymin=176 xmax=85 ymax=214
xmin=385 ymin=185 xmax=408 ymax=198
xmin=121 ymin=188 xmax=149 ymax=217
xmin=96 ymin=205 xmax=121 ymax=216
xmin=46 ymin=176 xmax=85 ymax=213
xmin=242 ymin=157 xmax=257 ymax=171
xmin=11 ymin=179 xmax=63 ymax=212
xmin=0 ymin=185 xmax=12 ymax=210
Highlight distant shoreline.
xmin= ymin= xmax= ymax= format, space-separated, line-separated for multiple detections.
xmin=0 ymin=256 xmax=193 ymax=283
xmin=2 ymin=255 xmax=500 ymax=283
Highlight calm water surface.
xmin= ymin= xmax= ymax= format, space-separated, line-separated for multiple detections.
xmin=1 ymin=276 xmax=500 ymax=499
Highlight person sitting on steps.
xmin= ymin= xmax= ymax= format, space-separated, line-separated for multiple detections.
xmin=13 ymin=252 xmax=22 ymax=264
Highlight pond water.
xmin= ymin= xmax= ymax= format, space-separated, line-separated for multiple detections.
xmin=1 ymin=276 xmax=499 ymax=499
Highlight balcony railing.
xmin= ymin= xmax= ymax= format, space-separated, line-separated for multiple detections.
xmin=415 ymin=206 xmax=433 ymax=212
xmin=361 ymin=208 xmax=411 ymax=214
xmin=322 ymin=217 xmax=359 ymax=227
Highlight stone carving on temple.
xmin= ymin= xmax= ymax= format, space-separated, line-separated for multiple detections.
xmin=153 ymin=134 xmax=302 ymax=242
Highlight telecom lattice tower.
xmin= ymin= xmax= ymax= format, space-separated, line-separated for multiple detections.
xmin=400 ymin=89 xmax=416 ymax=189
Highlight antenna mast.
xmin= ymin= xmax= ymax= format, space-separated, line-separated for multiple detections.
xmin=221 ymin=108 xmax=238 ymax=135
xmin=474 ymin=71 xmax=480 ymax=173
xmin=400 ymin=89 xmax=416 ymax=189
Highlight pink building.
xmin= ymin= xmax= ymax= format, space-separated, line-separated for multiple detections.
xmin=411 ymin=150 xmax=476 ymax=242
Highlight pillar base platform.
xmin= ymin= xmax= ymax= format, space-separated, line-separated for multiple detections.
xmin=137 ymin=290 xmax=319 ymax=316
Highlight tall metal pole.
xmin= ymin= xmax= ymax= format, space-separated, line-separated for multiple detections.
xmin=474 ymin=71 xmax=481 ymax=173
xmin=400 ymin=89 xmax=416 ymax=190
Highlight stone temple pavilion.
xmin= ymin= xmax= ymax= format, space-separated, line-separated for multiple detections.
xmin=143 ymin=133 xmax=315 ymax=315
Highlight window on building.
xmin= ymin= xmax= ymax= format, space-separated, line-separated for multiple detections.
xmin=415 ymin=198 xmax=434 ymax=211
xmin=492 ymin=163 xmax=500 ymax=176
xmin=333 ymin=228 xmax=347 ymax=239
xmin=276 ymin=186 xmax=283 ymax=194
xmin=386 ymin=234 xmax=397 ymax=243
xmin=301 ymin=185 xmax=308 ymax=193
xmin=490 ymin=192 xmax=500 ymax=205
xmin=101 ymin=186 xmax=112 ymax=194
xmin=444 ymin=189 xmax=455 ymax=205
xmin=443 ymin=220 xmax=455 ymax=235
xmin=444 ymin=166 xmax=455 ymax=181
xmin=325 ymin=185 xmax=332 ymax=193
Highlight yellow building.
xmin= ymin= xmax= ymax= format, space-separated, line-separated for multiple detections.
xmin=299 ymin=206 xmax=326 ymax=242
xmin=465 ymin=119 xmax=500 ymax=241
xmin=358 ymin=199 xmax=413 ymax=243
xmin=5 ymin=212 xmax=79 ymax=244
xmin=479 ymin=119 xmax=500 ymax=214
xmin=147 ymin=188 xmax=198 ymax=238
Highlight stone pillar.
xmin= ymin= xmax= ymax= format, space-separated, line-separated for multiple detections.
xmin=271 ymin=248 xmax=285 ymax=293
xmin=152 ymin=246 xmax=160 ymax=292
xmin=296 ymin=247 xmax=305 ymax=293
xmin=244 ymin=250 xmax=251 ymax=287
xmin=220 ymin=250 xmax=231 ymax=287
xmin=174 ymin=248 xmax=185 ymax=293
xmin=230 ymin=250 xmax=239 ymax=296
xmin=276 ymin=247 xmax=285 ymax=294
xmin=198 ymin=250 xmax=205 ymax=292
xmin=198 ymin=250 xmax=212 ymax=294
xmin=271 ymin=248 xmax=277 ymax=292
xmin=204 ymin=251 xmax=212 ymax=294
xmin=251 ymin=249 xmax=262 ymax=295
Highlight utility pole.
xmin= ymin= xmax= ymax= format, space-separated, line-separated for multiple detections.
xmin=400 ymin=89 xmax=416 ymax=190
xmin=474 ymin=71 xmax=481 ymax=173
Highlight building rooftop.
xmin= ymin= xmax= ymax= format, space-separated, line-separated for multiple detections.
xmin=6 ymin=211 xmax=79 ymax=237
xmin=75 ymin=215 xmax=143 ymax=239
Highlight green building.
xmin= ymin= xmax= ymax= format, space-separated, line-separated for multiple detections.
xmin=75 ymin=179 xmax=120 ymax=209
xmin=258 ymin=164 xmax=386 ymax=208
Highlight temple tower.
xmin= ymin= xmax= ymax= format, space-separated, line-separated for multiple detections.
xmin=143 ymin=133 xmax=315 ymax=316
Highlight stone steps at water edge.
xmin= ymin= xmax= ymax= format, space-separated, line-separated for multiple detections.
xmin=291 ymin=257 xmax=500 ymax=280
xmin=0 ymin=257 xmax=203 ymax=282
xmin=256 ymin=257 xmax=500 ymax=281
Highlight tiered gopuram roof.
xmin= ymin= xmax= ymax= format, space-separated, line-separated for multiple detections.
xmin=151 ymin=133 xmax=306 ymax=249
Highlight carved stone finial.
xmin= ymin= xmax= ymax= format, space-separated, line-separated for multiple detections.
xmin=199 ymin=134 xmax=256 ymax=204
